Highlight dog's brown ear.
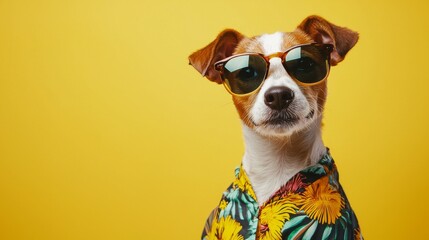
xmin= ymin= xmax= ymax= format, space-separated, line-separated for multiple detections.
xmin=188 ymin=29 xmax=244 ymax=84
xmin=297 ymin=15 xmax=359 ymax=65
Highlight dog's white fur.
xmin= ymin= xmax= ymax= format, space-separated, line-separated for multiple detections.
xmin=242 ymin=33 xmax=327 ymax=204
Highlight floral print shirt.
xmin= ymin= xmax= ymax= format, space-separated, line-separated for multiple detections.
xmin=202 ymin=151 xmax=363 ymax=240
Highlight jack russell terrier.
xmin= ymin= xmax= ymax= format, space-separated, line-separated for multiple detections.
xmin=189 ymin=15 xmax=362 ymax=240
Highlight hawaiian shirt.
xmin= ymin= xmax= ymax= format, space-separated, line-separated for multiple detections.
xmin=202 ymin=151 xmax=363 ymax=240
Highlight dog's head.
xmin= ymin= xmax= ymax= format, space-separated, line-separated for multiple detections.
xmin=189 ymin=16 xmax=358 ymax=138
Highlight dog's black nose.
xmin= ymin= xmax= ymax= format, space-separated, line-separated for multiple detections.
xmin=264 ymin=86 xmax=294 ymax=110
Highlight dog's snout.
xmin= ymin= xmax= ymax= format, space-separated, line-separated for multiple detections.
xmin=264 ymin=86 xmax=294 ymax=110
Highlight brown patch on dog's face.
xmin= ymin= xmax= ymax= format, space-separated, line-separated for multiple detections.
xmin=231 ymin=94 xmax=256 ymax=128
xmin=309 ymin=79 xmax=328 ymax=115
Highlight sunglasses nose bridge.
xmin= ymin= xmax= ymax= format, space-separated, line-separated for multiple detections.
xmin=265 ymin=52 xmax=287 ymax=72
xmin=263 ymin=52 xmax=287 ymax=74
xmin=265 ymin=52 xmax=284 ymax=62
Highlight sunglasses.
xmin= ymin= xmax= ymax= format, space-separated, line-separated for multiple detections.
xmin=214 ymin=43 xmax=334 ymax=96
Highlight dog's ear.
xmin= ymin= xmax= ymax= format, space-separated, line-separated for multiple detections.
xmin=188 ymin=29 xmax=244 ymax=84
xmin=297 ymin=15 xmax=359 ymax=66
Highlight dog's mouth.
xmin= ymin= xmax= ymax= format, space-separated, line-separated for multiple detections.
xmin=266 ymin=115 xmax=298 ymax=126
xmin=253 ymin=109 xmax=315 ymax=127
xmin=256 ymin=111 xmax=299 ymax=127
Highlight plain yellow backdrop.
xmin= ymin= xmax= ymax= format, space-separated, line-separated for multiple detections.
xmin=1 ymin=0 xmax=428 ymax=239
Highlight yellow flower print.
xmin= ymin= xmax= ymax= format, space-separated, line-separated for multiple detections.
xmin=207 ymin=216 xmax=244 ymax=240
xmin=234 ymin=168 xmax=257 ymax=201
xmin=258 ymin=199 xmax=297 ymax=240
xmin=299 ymin=176 xmax=344 ymax=225
xmin=219 ymin=200 xmax=228 ymax=210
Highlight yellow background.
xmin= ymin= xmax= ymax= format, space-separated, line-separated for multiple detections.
xmin=1 ymin=0 xmax=428 ymax=239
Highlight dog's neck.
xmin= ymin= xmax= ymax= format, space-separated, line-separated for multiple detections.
xmin=241 ymin=117 xmax=326 ymax=205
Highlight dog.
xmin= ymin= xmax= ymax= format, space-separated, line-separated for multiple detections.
xmin=189 ymin=15 xmax=362 ymax=240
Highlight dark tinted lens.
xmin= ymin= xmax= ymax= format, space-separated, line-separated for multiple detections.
xmin=222 ymin=55 xmax=267 ymax=94
xmin=283 ymin=45 xmax=329 ymax=84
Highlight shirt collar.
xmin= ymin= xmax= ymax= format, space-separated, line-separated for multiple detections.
xmin=233 ymin=150 xmax=338 ymax=204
